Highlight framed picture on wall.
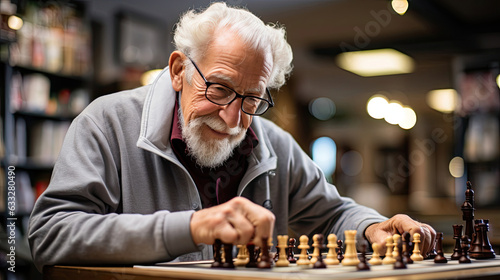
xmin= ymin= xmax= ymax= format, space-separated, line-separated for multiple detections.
xmin=115 ymin=10 xmax=168 ymax=69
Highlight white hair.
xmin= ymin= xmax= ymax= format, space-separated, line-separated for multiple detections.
xmin=173 ymin=2 xmax=293 ymax=89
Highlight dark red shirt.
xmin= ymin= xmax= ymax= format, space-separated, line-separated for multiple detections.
xmin=170 ymin=102 xmax=258 ymax=208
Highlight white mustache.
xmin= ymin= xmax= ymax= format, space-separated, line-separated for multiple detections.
xmin=200 ymin=116 xmax=242 ymax=136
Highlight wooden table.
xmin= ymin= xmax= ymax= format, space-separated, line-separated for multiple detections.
xmin=44 ymin=257 xmax=500 ymax=280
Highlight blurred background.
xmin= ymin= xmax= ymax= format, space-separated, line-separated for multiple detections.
xmin=1 ymin=0 xmax=499 ymax=278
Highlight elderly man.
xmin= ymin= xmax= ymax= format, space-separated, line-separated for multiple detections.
xmin=28 ymin=2 xmax=435 ymax=271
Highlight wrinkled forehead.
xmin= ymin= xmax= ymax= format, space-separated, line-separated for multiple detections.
xmin=207 ymin=30 xmax=271 ymax=62
xmin=203 ymin=32 xmax=272 ymax=77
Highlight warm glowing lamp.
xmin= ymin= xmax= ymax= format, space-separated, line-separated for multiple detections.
xmin=336 ymin=49 xmax=414 ymax=77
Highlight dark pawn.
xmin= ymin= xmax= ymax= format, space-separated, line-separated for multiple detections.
xmin=356 ymin=240 xmax=370 ymax=271
xmin=336 ymin=239 xmax=344 ymax=262
xmin=257 ymin=237 xmax=272 ymax=269
xmin=222 ymin=243 xmax=235 ymax=268
xmin=434 ymin=232 xmax=448 ymax=263
xmin=211 ymin=239 xmax=223 ymax=268
xmin=394 ymin=238 xmax=407 ymax=269
xmin=287 ymin=238 xmax=297 ymax=263
xmin=402 ymin=232 xmax=413 ymax=264
xmin=245 ymin=243 xmax=257 ymax=268
xmin=313 ymin=234 xmax=327 ymax=269
xmin=451 ymin=224 xmax=463 ymax=260
xmin=459 ymin=236 xmax=472 ymax=264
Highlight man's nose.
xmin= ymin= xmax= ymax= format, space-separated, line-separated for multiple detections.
xmin=219 ymin=98 xmax=242 ymax=128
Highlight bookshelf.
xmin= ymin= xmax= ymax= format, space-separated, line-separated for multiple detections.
xmin=1 ymin=1 xmax=91 ymax=279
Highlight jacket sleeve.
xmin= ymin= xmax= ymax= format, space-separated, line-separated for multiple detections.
xmin=28 ymin=112 xmax=199 ymax=272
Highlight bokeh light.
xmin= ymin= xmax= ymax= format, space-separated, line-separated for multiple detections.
xmin=367 ymin=94 xmax=389 ymax=119
xmin=309 ymin=97 xmax=336 ymax=120
xmin=340 ymin=150 xmax=363 ymax=176
xmin=8 ymin=15 xmax=23 ymax=30
xmin=449 ymin=156 xmax=464 ymax=178
xmin=399 ymin=107 xmax=417 ymax=129
xmin=392 ymin=0 xmax=409 ymax=15
xmin=426 ymin=89 xmax=458 ymax=113
xmin=311 ymin=137 xmax=337 ymax=177
xmin=384 ymin=101 xmax=404 ymax=125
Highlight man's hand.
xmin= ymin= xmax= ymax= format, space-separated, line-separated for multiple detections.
xmin=190 ymin=197 xmax=275 ymax=247
xmin=364 ymin=214 xmax=436 ymax=257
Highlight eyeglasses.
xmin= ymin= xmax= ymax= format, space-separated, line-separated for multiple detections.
xmin=188 ymin=57 xmax=274 ymax=116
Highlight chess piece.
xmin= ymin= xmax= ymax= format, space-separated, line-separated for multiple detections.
xmin=356 ymin=240 xmax=370 ymax=271
xmin=325 ymin=234 xmax=340 ymax=265
xmin=410 ymin=233 xmax=424 ymax=261
xmin=382 ymin=235 xmax=396 ymax=265
xmin=212 ymin=239 xmax=223 ymax=268
xmin=392 ymin=234 xmax=401 ymax=258
xmin=368 ymin=243 xmax=382 ymax=265
xmin=235 ymin=245 xmax=249 ymax=266
xmin=336 ymin=239 xmax=344 ymax=262
xmin=451 ymin=224 xmax=463 ymax=260
xmin=434 ymin=232 xmax=447 ymax=263
xmin=393 ymin=238 xmax=407 ymax=269
xmin=462 ymin=182 xmax=475 ymax=242
xmin=274 ymin=244 xmax=279 ymax=263
xmin=269 ymin=237 xmax=275 ymax=265
xmin=245 ymin=243 xmax=257 ymax=268
xmin=222 ymin=243 xmax=235 ymax=268
xmin=470 ymin=219 xmax=496 ymax=259
xmin=257 ymin=237 xmax=272 ymax=268
xmin=275 ymin=235 xmax=290 ymax=267
xmin=481 ymin=220 xmax=496 ymax=258
xmin=427 ymin=236 xmax=438 ymax=259
xmin=341 ymin=230 xmax=360 ymax=266
xmin=459 ymin=236 xmax=472 ymax=264
xmin=287 ymin=238 xmax=297 ymax=263
xmin=313 ymin=234 xmax=327 ymax=268
xmin=465 ymin=181 xmax=475 ymax=209
xmin=297 ymin=235 xmax=310 ymax=266
xmin=255 ymin=247 xmax=261 ymax=262
xmin=402 ymin=232 xmax=413 ymax=264
xmin=310 ymin=234 xmax=320 ymax=264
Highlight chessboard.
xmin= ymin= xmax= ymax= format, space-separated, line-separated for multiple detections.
xmin=44 ymin=181 xmax=499 ymax=280
xmin=132 ymin=256 xmax=500 ymax=280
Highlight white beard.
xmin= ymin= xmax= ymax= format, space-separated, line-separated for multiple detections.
xmin=179 ymin=109 xmax=246 ymax=168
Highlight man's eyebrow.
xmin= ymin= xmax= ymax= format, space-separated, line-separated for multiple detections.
xmin=209 ymin=73 xmax=262 ymax=94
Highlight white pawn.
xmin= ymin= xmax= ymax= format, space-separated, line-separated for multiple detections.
xmin=368 ymin=243 xmax=383 ymax=265
xmin=392 ymin=234 xmax=401 ymax=258
xmin=382 ymin=236 xmax=396 ymax=265
xmin=325 ymin=234 xmax=339 ymax=265
xmin=411 ymin=233 xmax=424 ymax=261
xmin=297 ymin=235 xmax=310 ymax=266
xmin=310 ymin=234 xmax=320 ymax=264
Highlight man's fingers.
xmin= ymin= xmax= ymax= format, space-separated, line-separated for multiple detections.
xmin=190 ymin=197 xmax=275 ymax=247
xmin=225 ymin=210 xmax=257 ymax=244
xmin=419 ymin=225 xmax=437 ymax=256
xmin=364 ymin=214 xmax=438 ymax=258
xmin=232 ymin=197 xmax=275 ymax=247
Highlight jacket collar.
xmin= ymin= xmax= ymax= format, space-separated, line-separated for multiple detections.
xmin=137 ymin=67 xmax=178 ymax=159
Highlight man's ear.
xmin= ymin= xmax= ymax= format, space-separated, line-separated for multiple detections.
xmin=169 ymin=51 xmax=185 ymax=92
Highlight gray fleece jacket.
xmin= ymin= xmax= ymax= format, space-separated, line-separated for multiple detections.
xmin=28 ymin=67 xmax=387 ymax=271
